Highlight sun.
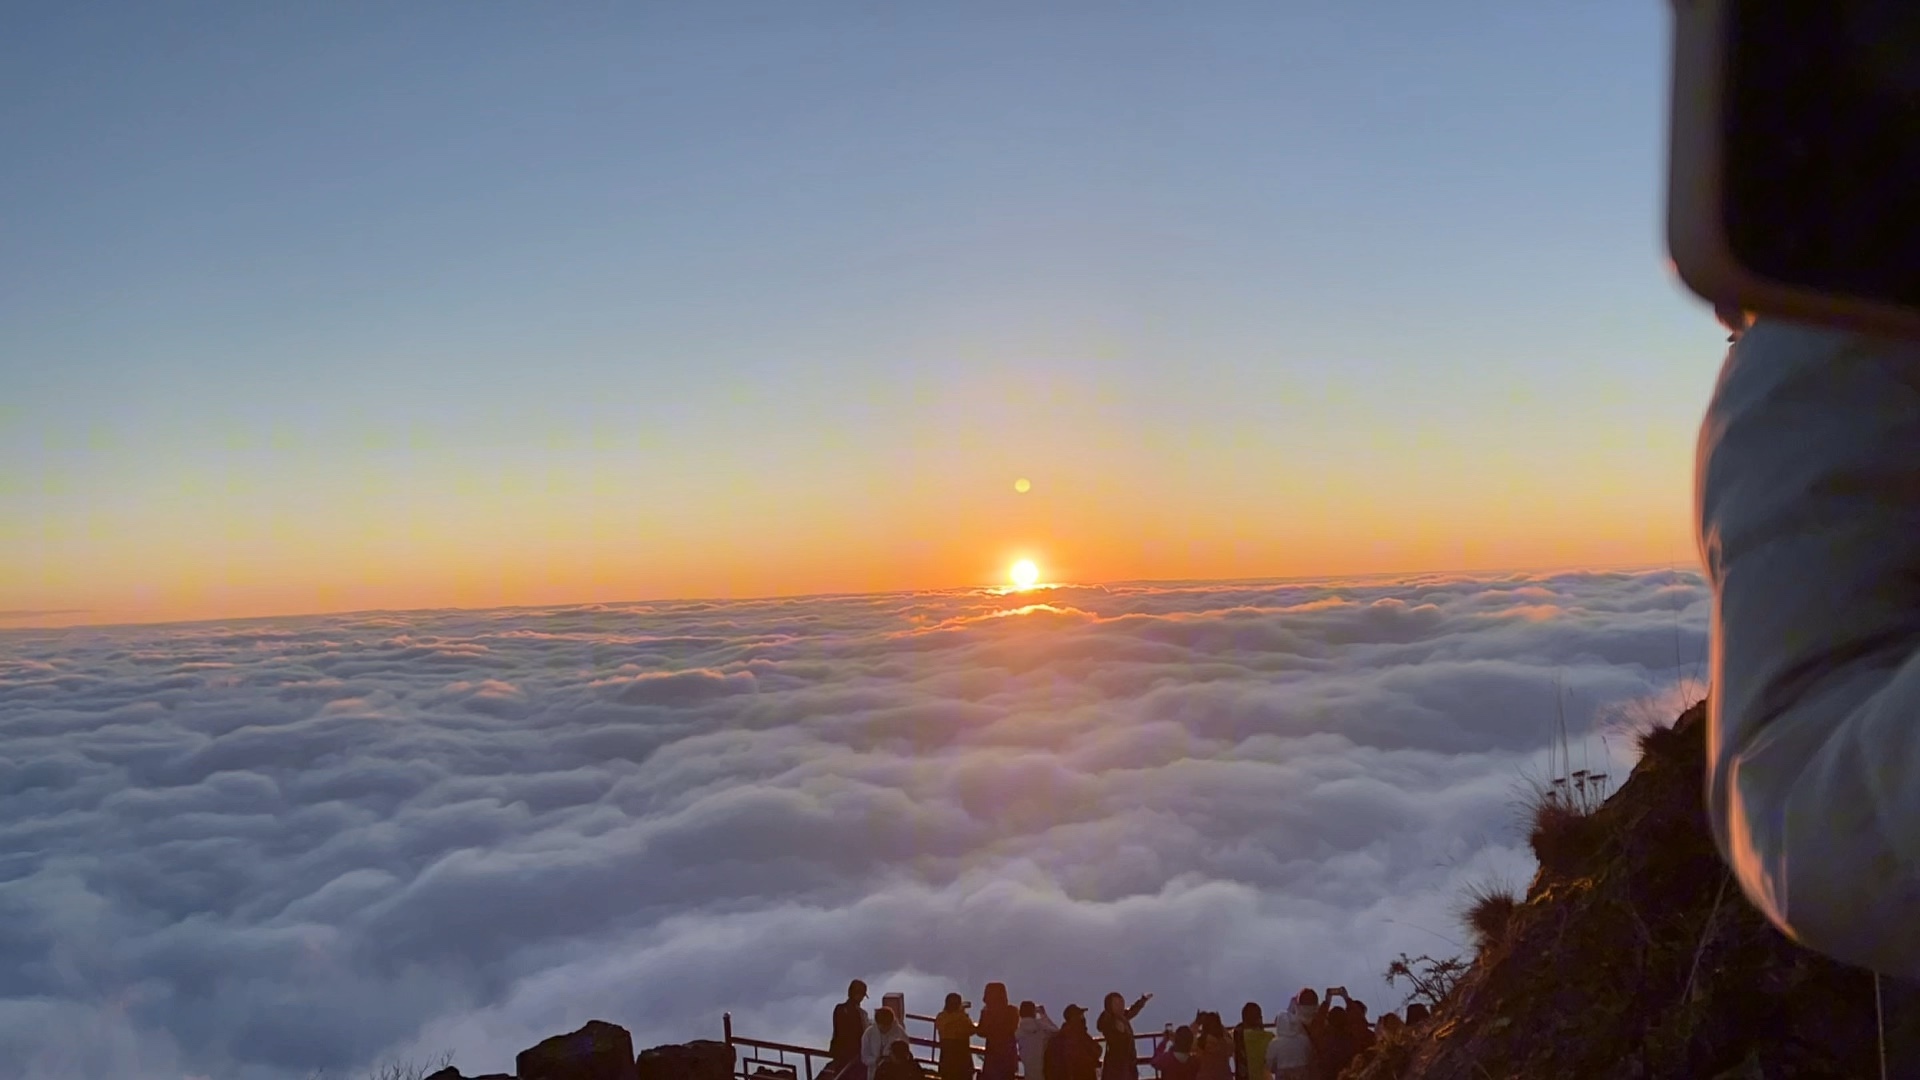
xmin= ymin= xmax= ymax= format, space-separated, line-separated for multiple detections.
xmin=1010 ymin=559 xmax=1040 ymax=590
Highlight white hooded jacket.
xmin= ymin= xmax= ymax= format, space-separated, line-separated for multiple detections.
xmin=863 ymin=1020 xmax=909 ymax=1071
xmin=1263 ymin=1002 xmax=1312 ymax=1071
xmin=1016 ymin=1013 xmax=1058 ymax=1080
xmin=1698 ymin=317 xmax=1920 ymax=977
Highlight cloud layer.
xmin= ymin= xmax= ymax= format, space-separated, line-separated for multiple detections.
xmin=0 ymin=570 xmax=1709 ymax=1079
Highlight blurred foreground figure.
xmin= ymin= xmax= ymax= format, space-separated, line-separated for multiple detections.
xmin=1698 ymin=316 xmax=1920 ymax=975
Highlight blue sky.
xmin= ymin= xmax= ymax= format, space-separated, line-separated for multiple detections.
xmin=1 ymin=2 xmax=1719 ymax=622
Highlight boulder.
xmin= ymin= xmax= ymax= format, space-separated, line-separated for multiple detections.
xmin=518 ymin=1019 xmax=639 ymax=1080
xmin=425 ymin=1069 xmax=461 ymax=1080
xmin=635 ymin=1039 xmax=736 ymax=1080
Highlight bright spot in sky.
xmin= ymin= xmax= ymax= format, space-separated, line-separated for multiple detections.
xmin=1010 ymin=559 xmax=1040 ymax=590
xmin=1013 ymin=477 xmax=1031 ymax=493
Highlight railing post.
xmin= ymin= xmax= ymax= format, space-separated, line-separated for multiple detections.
xmin=725 ymin=1012 xmax=734 ymax=1046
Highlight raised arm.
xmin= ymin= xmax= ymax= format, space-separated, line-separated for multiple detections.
xmin=1699 ymin=317 xmax=1920 ymax=977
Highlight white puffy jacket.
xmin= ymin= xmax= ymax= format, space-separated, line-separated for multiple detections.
xmin=1698 ymin=316 xmax=1920 ymax=976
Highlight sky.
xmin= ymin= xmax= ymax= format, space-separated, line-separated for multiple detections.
xmin=0 ymin=569 xmax=1709 ymax=1079
xmin=1 ymin=2 xmax=1720 ymax=625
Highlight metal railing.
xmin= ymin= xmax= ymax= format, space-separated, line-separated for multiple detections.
xmin=722 ymin=1012 xmax=1165 ymax=1080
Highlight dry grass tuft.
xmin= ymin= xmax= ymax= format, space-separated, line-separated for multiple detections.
xmin=1460 ymin=881 xmax=1521 ymax=953
xmin=1527 ymin=789 xmax=1606 ymax=872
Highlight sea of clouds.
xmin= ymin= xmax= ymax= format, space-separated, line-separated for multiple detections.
xmin=0 ymin=570 xmax=1709 ymax=1080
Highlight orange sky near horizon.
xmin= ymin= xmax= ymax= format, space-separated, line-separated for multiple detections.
xmin=5 ymin=445 xmax=1698 ymax=628
xmin=5 ymin=332 xmax=1710 ymax=629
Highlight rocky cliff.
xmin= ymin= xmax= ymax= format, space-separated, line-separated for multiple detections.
xmin=1349 ymin=701 xmax=1892 ymax=1079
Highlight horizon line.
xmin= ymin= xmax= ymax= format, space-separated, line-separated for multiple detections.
xmin=0 ymin=558 xmax=1703 ymax=634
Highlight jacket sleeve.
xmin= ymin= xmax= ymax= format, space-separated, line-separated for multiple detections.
xmin=1698 ymin=316 xmax=1920 ymax=977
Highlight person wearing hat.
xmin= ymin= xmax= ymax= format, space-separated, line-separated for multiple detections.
xmin=831 ymin=980 xmax=873 ymax=1080
xmin=1046 ymin=1005 xmax=1101 ymax=1080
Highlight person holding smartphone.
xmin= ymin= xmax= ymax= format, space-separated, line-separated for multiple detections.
xmin=1262 ymin=991 xmax=1315 ymax=1080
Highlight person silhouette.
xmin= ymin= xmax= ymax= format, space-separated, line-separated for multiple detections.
xmin=1263 ymin=992 xmax=1314 ymax=1080
xmin=875 ymin=1040 xmax=926 ymax=1080
xmin=1048 ymin=1006 xmax=1101 ymax=1080
xmin=978 ymin=983 xmax=1020 ymax=1080
xmin=936 ymin=993 xmax=976 ymax=1080
xmin=864 ymin=1008 xmax=910 ymax=1075
xmin=1016 ymin=1000 xmax=1059 ymax=1080
xmin=1192 ymin=1013 xmax=1230 ymax=1080
xmin=832 ymin=980 xmax=873 ymax=1080
xmin=1097 ymin=992 xmax=1151 ymax=1080
xmin=1149 ymin=1026 xmax=1196 ymax=1080
xmin=1231 ymin=1003 xmax=1271 ymax=1080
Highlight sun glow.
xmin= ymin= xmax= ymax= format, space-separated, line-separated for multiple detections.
xmin=1010 ymin=559 xmax=1040 ymax=590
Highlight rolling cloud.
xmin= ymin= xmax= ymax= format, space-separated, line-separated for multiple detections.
xmin=0 ymin=570 xmax=1708 ymax=1080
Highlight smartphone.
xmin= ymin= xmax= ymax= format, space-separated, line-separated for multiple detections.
xmin=1666 ymin=1 xmax=1920 ymax=337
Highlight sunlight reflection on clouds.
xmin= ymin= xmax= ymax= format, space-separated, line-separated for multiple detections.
xmin=0 ymin=570 xmax=1706 ymax=1079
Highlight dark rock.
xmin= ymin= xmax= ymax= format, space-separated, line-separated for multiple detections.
xmin=636 ymin=1039 xmax=735 ymax=1080
xmin=425 ymin=1068 xmax=462 ymax=1080
xmin=518 ymin=1019 xmax=639 ymax=1080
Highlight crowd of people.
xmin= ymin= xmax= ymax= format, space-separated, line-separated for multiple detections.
xmin=825 ymin=979 xmax=1434 ymax=1080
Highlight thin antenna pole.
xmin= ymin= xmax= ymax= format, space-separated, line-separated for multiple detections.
xmin=1879 ymin=973 xmax=1889 ymax=1080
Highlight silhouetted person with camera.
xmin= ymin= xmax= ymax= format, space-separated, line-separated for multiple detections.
xmin=1017 ymin=1000 xmax=1059 ymax=1080
xmin=1192 ymin=1012 xmax=1230 ymax=1080
xmin=937 ymin=993 xmax=976 ymax=1080
xmin=1150 ymin=1026 xmax=1197 ymax=1080
xmin=1263 ymin=991 xmax=1315 ymax=1080
xmin=1317 ymin=1006 xmax=1350 ymax=1080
